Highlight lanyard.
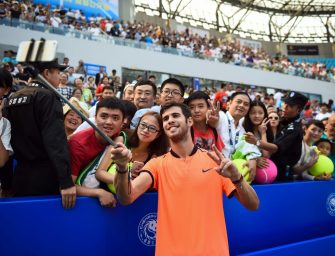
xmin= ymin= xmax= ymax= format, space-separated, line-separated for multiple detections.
xmin=227 ymin=118 xmax=239 ymax=148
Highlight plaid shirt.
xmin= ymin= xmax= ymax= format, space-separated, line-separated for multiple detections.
xmin=57 ymin=86 xmax=73 ymax=103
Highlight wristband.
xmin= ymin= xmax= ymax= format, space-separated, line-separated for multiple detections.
xmin=116 ymin=165 xmax=128 ymax=174
xmin=232 ymin=174 xmax=243 ymax=184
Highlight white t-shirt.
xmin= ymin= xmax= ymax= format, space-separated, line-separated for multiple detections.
xmin=217 ymin=111 xmax=245 ymax=158
xmin=315 ymin=112 xmax=331 ymax=121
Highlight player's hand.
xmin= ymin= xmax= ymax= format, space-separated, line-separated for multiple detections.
xmin=110 ymin=143 xmax=132 ymax=170
xmin=207 ymin=145 xmax=241 ymax=181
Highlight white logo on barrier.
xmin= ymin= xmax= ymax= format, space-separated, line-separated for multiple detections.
xmin=138 ymin=212 xmax=157 ymax=246
xmin=326 ymin=193 xmax=335 ymax=217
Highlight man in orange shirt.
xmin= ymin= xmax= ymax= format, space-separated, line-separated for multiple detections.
xmin=112 ymin=102 xmax=259 ymax=256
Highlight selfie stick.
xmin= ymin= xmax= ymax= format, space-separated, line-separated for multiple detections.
xmin=24 ymin=38 xmax=115 ymax=146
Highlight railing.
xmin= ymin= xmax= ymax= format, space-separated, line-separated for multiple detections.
xmin=0 ymin=18 xmax=220 ymax=62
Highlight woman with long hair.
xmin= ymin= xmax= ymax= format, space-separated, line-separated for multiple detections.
xmin=95 ymin=111 xmax=169 ymax=187
xmin=243 ymin=100 xmax=274 ymax=157
xmin=267 ymin=111 xmax=280 ymax=142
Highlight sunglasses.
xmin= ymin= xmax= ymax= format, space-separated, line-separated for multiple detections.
xmin=269 ymin=116 xmax=279 ymax=120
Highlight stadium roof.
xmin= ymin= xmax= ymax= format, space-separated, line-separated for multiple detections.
xmin=224 ymin=0 xmax=335 ymax=15
xmin=135 ymin=0 xmax=335 ymax=43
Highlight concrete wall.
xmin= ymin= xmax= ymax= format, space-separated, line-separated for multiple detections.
xmin=1 ymin=25 xmax=334 ymax=101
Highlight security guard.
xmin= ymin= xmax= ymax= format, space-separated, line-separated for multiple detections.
xmin=270 ymin=91 xmax=308 ymax=181
xmin=5 ymin=59 xmax=76 ymax=208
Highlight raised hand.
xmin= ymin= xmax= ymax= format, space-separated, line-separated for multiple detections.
xmin=258 ymin=118 xmax=270 ymax=135
xmin=206 ymin=99 xmax=220 ymax=126
xmin=207 ymin=145 xmax=241 ymax=181
xmin=110 ymin=143 xmax=132 ymax=169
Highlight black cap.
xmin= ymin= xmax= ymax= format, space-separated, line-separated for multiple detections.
xmin=36 ymin=58 xmax=67 ymax=71
xmin=283 ymin=91 xmax=308 ymax=109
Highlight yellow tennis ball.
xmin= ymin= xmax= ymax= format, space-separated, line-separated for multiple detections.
xmin=232 ymin=159 xmax=250 ymax=183
xmin=309 ymin=155 xmax=334 ymax=176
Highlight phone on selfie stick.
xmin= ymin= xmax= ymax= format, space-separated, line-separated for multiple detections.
xmin=17 ymin=38 xmax=115 ymax=146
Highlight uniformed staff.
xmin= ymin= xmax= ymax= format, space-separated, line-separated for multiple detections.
xmin=5 ymin=58 xmax=76 ymax=208
xmin=270 ymin=91 xmax=308 ymax=181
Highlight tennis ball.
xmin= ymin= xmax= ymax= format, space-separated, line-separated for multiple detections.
xmin=232 ymin=159 xmax=250 ymax=183
xmin=255 ymin=159 xmax=277 ymax=184
xmin=309 ymin=155 xmax=334 ymax=176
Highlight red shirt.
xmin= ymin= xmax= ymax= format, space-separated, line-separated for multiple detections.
xmin=68 ymin=128 xmax=106 ymax=176
xmin=192 ymin=126 xmax=224 ymax=152
xmin=214 ymin=91 xmax=229 ymax=110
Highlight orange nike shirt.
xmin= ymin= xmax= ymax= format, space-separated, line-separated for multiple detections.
xmin=144 ymin=148 xmax=235 ymax=256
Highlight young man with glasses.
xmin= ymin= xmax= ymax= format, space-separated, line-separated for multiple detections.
xmin=112 ymin=102 xmax=259 ymax=256
xmin=130 ymin=78 xmax=184 ymax=128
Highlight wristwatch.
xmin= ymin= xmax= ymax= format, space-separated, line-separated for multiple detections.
xmin=256 ymin=139 xmax=261 ymax=147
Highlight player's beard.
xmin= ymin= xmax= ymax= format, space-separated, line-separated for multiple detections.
xmin=169 ymin=123 xmax=189 ymax=143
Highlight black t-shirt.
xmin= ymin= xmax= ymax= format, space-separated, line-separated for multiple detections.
xmin=271 ymin=116 xmax=303 ymax=181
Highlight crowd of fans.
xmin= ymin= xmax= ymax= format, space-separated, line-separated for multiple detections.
xmin=1 ymin=0 xmax=335 ymax=83
xmin=0 ymin=52 xmax=335 ymax=200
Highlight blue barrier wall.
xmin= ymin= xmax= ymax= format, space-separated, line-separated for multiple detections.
xmin=1 ymin=181 xmax=335 ymax=256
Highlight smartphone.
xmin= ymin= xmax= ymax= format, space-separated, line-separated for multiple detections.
xmin=16 ymin=40 xmax=58 ymax=63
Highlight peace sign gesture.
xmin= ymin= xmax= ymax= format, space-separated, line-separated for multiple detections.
xmin=206 ymin=99 xmax=220 ymax=127
xmin=207 ymin=145 xmax=241 ymax=181
xmin=258 ymin=118 xmax=270 ymax=135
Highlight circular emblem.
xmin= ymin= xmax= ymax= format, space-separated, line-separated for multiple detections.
xmin=290 ymin=92 xmax=295 ymax=97
xmin=138 ymin=212 xmax=157 ymax=246
xmin=326 ymin=193 xmax=335 ymax=217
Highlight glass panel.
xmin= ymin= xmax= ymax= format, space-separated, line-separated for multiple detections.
xmin=122 ymin=68 xmax=146 ymax=84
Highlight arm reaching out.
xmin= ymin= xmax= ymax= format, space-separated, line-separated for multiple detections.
xmin=112 ymin=143 xmax=152 ymax=205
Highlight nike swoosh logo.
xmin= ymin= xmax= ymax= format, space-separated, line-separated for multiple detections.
xmin=202 ymin=168 xmax=212 ymax=172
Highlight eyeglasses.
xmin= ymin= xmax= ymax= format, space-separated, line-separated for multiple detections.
xmin=161 ymin=89 xmax=182 ymax=97
xmin=269 ymin=116 xmax=279 ymax=120
xmin=139 ymin=122 xmax=160 ymax=133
